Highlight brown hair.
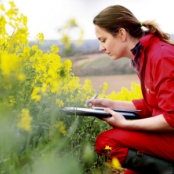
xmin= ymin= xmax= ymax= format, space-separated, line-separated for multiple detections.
xmin=93 ymin=5 xmax=174 ymax=45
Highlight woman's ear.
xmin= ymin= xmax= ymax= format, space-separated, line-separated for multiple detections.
xmin=118 ymin=28 xmax=127 ymax=42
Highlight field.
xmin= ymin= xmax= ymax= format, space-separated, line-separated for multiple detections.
xmin=79 ymin=74 xmax=140 ymax=94
xmin=68 ymin=52 xmax=140 ymax=94
xmin=71 ymin=53 xmax=140 ymax=94
xmin=67 ymin=53 xmax=135 ymax=76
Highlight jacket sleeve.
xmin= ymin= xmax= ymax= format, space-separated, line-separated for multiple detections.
xmin=132 ymin=99 xmax=152 ymax=118
xmin=153 ymin=55 xmax=174 ymax=127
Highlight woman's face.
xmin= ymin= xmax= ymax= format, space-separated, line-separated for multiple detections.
xmin=95 ymin=25 xmax=128 ymax=60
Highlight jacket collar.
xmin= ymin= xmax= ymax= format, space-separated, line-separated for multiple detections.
xmin=139 ymin=33 xmax=155 ymax=50
xmin=134 ymin=33 xmax=157 ymax=74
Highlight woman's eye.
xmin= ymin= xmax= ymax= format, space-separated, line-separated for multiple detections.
xmin=101 ymin=40 xmax=105 ymax=43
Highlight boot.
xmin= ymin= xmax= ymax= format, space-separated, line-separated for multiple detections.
xmin=122 ymin=149 xmax=174 ymax=174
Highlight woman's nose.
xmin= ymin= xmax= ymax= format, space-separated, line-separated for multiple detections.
xmin=99 ymin=44 xmax=105 ymax=51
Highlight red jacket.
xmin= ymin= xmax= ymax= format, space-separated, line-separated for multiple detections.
xmin=132 ymin=34 xmax=174 ymax=127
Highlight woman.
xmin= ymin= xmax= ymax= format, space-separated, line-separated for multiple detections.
xmin=90 ymin=5 xmax=174 ymax=174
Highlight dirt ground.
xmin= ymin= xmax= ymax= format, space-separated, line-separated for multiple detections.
xmin=79 ymin=74 xmax=140 ymax=94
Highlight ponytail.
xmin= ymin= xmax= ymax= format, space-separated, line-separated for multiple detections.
xmin=142 ymin=20 xmax=174 ymax=45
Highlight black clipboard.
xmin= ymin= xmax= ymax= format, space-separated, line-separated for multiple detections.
xmin=62 ymin=107 xmax=139 ymax=119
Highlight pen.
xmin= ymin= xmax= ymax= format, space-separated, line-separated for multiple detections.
xmin=85 ymin=93 xmax=98 ymax=106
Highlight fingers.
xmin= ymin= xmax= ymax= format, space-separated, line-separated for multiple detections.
xmin=85 ymin=100 xmax=92 ymax=106
xmin=86 ymin=98 xmax=103 ymax=107
xmin=85 ymin=99 xmax=95 ymax=107
xmin=104 ymin=108 xmax=127 ymax=128
xmin=104 ymin=108 xmax=116 ymax=115
xmin=86 ymin=98 xmax=112 ymax=108
xmin=101 ymin=108 xmax=114 ymax=122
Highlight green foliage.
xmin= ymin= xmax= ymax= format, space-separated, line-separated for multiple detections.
xmin=0 ymin=2 xmax=109 ymax=173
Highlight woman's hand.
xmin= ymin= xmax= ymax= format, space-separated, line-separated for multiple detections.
xmin=103 ymin=110 xmax=174 ymax=132
xmin=87 ymin=98 xmax=136 ymax=111
xmin=102 ymin=108 xmax=127 ymax=128
xmin=88 ymin=98 xmax=115 ymax=108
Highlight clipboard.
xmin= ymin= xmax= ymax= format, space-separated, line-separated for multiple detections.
xmin=92 ymin=107 xmax=141 ymax=113
xmin=62 ymin=107 xmax=139 ymax=119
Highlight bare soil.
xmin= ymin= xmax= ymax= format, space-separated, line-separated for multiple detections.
xmin=79 ymin=74 xmax=140 ymax=94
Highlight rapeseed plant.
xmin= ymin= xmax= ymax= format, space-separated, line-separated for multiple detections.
xmin=17 ymin=109 xmax=33 ymax=131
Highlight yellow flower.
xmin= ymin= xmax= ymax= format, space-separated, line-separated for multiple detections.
xmin=69 ymin=18 xmax=77 ymax=27
xmin=56 ymin=99 xmax=64 ymax=107
xmin=0 ymin=15 xmax=6 ymax=32
xmin=35 ymin=32 xmax=44 ymax=43
xmin=50 ymin=80 xmax=59 ymax=93
xmin=19 ymin=14 xmax=28 ymax=26
xmin=105 ymin=158 xmax=122 ymax=170
xmin=17 ymin=73 xmax=26 ymax=81
xmin=56 ymin=121 xmax=66 ymax=135
xmin=8 ymin=96 xmax=16 ymax=106
xmin=105 ymin=145 xmax=112 ymax=150
xmin=17 ymin=109 xmax=33 ymax=131
xmin=23 ymin=47 xmax=31 ymax=57
xmin=60 ymin=34 xmax=70 ymax=48
xmin=31 ymin=45 xmax=39 ymax=51
xmin=0 ymin=4 xmax=5 ymax=11
xmin=6 ymin=8 xmax=18 ymax=18
xmin=50 ymin=44 xmax=59 ymax=53
xmin=1 ymin=52 xmax=22 ymax=76
xmin=13 ymin=27 xmax=29 ymax=44
xmin=83 ymin=79 xmax=93 ymax=91
xmin=103 ymin=82 xmax=109 ymax=91
xmin=63 ymin=59 xmax=72 ymax=72
xmin=112 ymin=158 xmax=121 ymax=169
xmin=41 ymin=83 xmax=47 ymax=93
xmin=31 ymin=87 xmax=41 ymax=101
xmin=9 ymin=1 xmax=16 ymax=8
xmin=111 ymin=158 xmax=121 ymax=170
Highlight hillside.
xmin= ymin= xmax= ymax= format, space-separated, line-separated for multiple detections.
xmin=29 ymin=33 xmax=174 ymax=55
xmin=29 ymin=34 xmax=174 ymax=76
xmin=29 ymin=39 xmax=100 ymax=56
xmin=64 ymin=53 xmax=136 ymax=76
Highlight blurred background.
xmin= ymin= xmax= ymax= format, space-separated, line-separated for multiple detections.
xmin=1 ymin=0 xmax=174 ymax=93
